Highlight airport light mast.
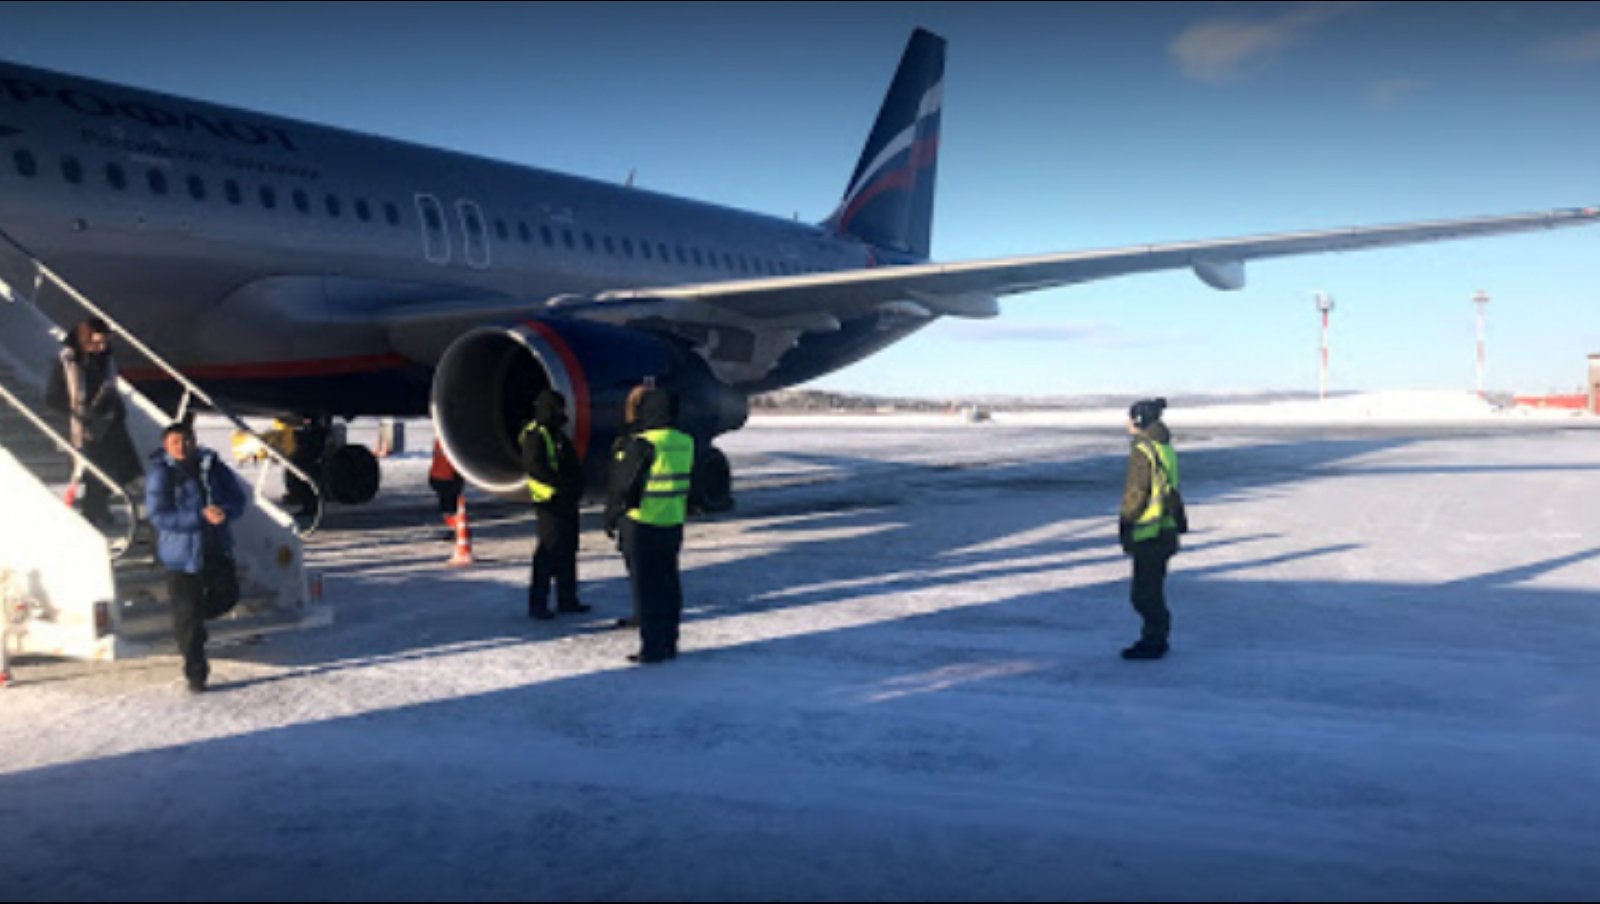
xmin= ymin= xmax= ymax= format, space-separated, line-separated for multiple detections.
xmin=1474 ymin=290 xmax=1492 ymax=399
xmin=1315 ymin=293 xmax=1336 ymax=401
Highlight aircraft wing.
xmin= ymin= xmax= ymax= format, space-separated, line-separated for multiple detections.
xmin=582 ymin=207 xmax=1600 ymax=322
xmin=386 ymin=207 xmax=1599 ymax=382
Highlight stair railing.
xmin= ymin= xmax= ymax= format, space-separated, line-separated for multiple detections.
xmin=0 ymin=379 xmax=138 ymax=558
xmin=0 ymin=228 xmax=323 ymax=535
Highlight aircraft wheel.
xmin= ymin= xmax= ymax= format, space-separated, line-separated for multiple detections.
xmin=691 ymin=446 xmax=734 ymax=515
xmin=324 ymin=444 xmax=381 ymax=506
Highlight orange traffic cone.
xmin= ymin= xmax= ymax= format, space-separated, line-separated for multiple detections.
xmin=448 ymin=497 xmax=475 ymax=568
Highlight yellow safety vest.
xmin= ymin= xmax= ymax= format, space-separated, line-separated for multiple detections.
xmin=628 ymin=429 xmax=695 ymax=527
xmin=1133 ymin=441 xmax=1181 ymax=542
xmin=521 ymin=423 xmax=560 ymax=504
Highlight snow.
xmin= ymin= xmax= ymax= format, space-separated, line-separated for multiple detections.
xmin=3 ymin=397 xmax=1599 ymax=901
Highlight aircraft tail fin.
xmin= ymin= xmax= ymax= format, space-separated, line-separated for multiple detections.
xmin=826 ymin=28 xmax=945 ymax=261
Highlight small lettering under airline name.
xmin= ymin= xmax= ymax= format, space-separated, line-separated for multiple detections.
xmin=1 ymin=76 xmax=299 ymax=153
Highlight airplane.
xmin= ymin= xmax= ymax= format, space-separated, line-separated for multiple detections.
xmin=1 ymin=29 xmax=1596 ymax=512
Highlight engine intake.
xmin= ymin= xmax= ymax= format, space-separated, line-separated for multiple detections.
xmin=432 ymin=318 xmax=747 ymax=497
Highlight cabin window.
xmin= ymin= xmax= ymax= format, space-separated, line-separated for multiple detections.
xmin=13 ymin=149 xmax=36 ymax=178
xmin=518 ymin=222 xmax=533 ymax=245
xmin=107 ymin=164 xmax=129 ymax=192
xmin=147 ymin=170 xmax=169 ymax=196
xmin=259 ymin=186 xmax=277 ymax=210
xmin=224 ymin=179 xmax=242 ymax=205
xmin=293 ymin=189 xmax=311 ymax=214
xmin=187 ymin=175 xmax=207 ymax=202
xmin=60 ymin=157 xmax=83 ymax=185
xmin=355 ymin=199 xmax=372 ymax=223
xmin=325 ymin=195 xmax=343 ymax=218
xmin=385 ymin=203 xmax=402 ymax=227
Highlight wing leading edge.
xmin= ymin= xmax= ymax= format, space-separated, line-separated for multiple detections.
xmin=589 ymin=206 xmax=1600 ymax=322
xmin=380 ymin=206 xmax=1599 ymax=385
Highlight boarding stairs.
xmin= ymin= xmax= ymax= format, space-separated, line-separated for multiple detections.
xmin=0 ymin=232 xmax=330 ymax=683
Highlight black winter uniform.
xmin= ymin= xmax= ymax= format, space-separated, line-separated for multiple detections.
xmin=1119 ymin=421 xmax=1180 ymax=651
xmin=524 ymin=393 xmax=587 ymax=617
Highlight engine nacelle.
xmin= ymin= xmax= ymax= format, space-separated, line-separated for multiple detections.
xmin=431 ymin=318 xmax=748 ymax=496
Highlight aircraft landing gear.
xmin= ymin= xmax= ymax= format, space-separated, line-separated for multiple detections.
xmin=283 ymin=416 xmax=383 ymax=513
xmin=324 ymin=443 xmax=381 ymax=506
xmin=691 ymin=445 xmax=734 ymax=515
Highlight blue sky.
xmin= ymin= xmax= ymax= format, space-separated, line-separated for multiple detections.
xmin=3 ymin=1 xmax=1599 ymax=397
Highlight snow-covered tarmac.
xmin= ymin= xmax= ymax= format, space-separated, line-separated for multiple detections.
xmin=4 ymin=397 xmax=1599 ymax=901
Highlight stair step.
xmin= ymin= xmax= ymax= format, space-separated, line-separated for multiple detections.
xmin=114 ymin=595 xmax=306 ymax=648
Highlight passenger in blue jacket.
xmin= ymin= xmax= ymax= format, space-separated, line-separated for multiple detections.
xmin=144 ymin=423 xmax=248 ymax=693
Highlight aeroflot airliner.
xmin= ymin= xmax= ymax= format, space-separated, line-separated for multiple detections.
xmin=1 ymin=30 xmax=1595 ymax=507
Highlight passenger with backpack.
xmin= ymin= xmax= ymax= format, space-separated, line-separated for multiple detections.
xmin=145 ymin=422 xmax=248 ymax=694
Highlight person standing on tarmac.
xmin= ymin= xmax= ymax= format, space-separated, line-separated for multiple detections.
xmin=145 ymin=422 xmax=248 ymax=693
xmin=1118 ymin=398 xmax=1188 ymax=661
xmin=610 ymin=383 xmax=649 ymax=632
xmin=606 ymin=386 xmax=695 ymax=665
xmin=428 ymin=438 xmax=466 ymax=539
xmin=522 ymin=390 xmax=589 ymax=621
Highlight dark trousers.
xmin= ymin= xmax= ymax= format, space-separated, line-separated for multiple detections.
xmin=1130 ymin=536 xmax=1177 ymax=646
xmin=82 ymin=475 xmax=112 ymax=523
xmin=167 ymin=572 xmax=209 ymax=685
xmin=530 ymin=504 xmax=580 ymax=613
xmin=621 ymin=520 xmax=684 ymax=660
xmin=430 ymin=477 xmax=464 ymax=516
xmin=79 ymin=429 xmax=138 ymax=524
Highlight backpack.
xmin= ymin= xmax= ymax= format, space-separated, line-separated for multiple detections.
xmin=198 ymin=452 xmax=241 ymax=619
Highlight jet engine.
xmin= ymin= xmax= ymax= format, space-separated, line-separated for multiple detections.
xmin=431 ymin=318 xmax=748 ymax=504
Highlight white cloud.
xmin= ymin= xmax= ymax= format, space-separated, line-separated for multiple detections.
xmin=1367 ymin=76 xmax=1424 ymax=110
xmin=1171 ymin=2 xmax=1377 ymax=85
xmin=1537 ymin=29 xmax=1600 ymax=65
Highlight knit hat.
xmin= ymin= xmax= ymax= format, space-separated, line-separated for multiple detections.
xmin=534 ymin=390 xmax=568 ymax=428
xmin=1129 ymin=398 xmax=1168 ymax=429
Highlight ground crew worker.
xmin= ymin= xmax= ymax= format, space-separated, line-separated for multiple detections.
xmin=283 ymin=414 xmax=327 ymax=518
xmin=610 ymin=383 xmax=650 ymax=631
xmin=428 ymin=438 xmax=465 ymax=539
xmin=1118 ymin=398 xmax=1187 ymax=661
xmin=605 ymin=386 xmax=694 ymax=665
xmin=522 ymin=390 xmax=588 ymax=620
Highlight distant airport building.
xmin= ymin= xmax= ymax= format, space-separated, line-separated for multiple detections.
xmin=1513 ymin=356 xmax=1600 ymax=414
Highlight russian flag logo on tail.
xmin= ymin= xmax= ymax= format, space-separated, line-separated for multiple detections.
xmin=826 ymin=29 xmax=946 ymax=262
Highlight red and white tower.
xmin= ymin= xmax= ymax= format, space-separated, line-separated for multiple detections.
xmin=1474 ymin=290 xmax=1491 ymax=398
xmin=1315 ymin=293 xmax=1336 ymax=401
